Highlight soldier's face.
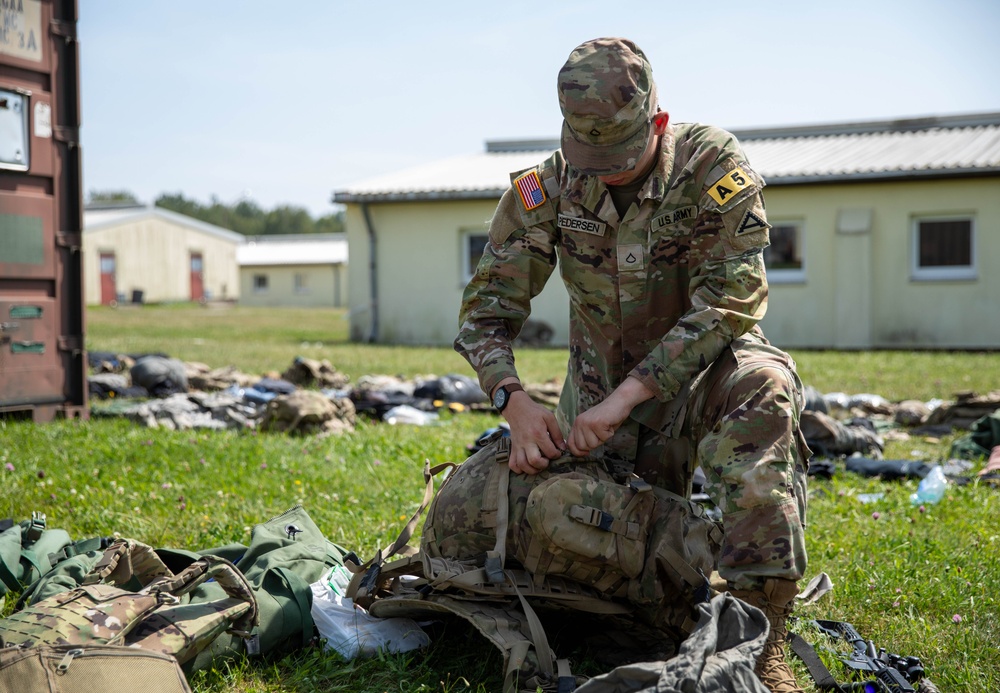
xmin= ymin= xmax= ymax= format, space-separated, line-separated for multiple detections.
xmin=596 ymin=111 xmax=669 ymax=187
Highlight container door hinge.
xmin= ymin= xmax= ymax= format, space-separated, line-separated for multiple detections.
xmin=58 ymin=335 xmax=83 ymax=354
xmin=53 ymin=126 xmax=80 ymax=147
xmin=50 ymin=19 xmax=78 ymax=41
xmin=56 ymin=231 xmax=82 ymax=250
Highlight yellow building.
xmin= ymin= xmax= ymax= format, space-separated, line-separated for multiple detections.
xmin=334 ymin=112 xmax=1000 ymax=349
xmin=237 ymin=234 xmax=348 ymax=308
xmin=83 ymin=204 xmax=242 ymax=305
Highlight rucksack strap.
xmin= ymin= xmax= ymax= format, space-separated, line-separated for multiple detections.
xmin=83 ymin=539 xmax=172 ymax=587
xmin=346 ymin=460 xmax=455 ymax=602
xmin=505 ymin=576 xmax=582 ymax=692
xmin=143 ymin=555 xmax=259 ymax=634
xmin=486 ymin=440 xmax=512 ymax=584
xmin=0 ymin=560 xmax=19 ymax=593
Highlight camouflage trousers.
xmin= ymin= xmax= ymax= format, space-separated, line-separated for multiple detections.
xmin=610 ymin=339 xmax=810 ymax=592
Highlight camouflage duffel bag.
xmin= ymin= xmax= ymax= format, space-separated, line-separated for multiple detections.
xmin=0 ymin=643 xmax=193 ymax=693
xmin=0 ymin=539 xmax=258 ymax=667
xmin=419 ymin=434 xmax=722 ymax=630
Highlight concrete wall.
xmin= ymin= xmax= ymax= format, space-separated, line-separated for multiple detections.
xmin=345 ymin=199 xmax=569 ymax=345
xmin=761 ymin=176 xmax=1000 ymax=349
xmin=239 ymin=263 xmax=346 ymax=307
xmin=345 ymin=174 xmax=1000 ymax=349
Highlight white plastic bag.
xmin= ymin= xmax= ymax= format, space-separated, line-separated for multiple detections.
xmin=309 ymin=566 xmax=430 ymax=659
xmin=383 ymin=405 xmax=439 ymax=426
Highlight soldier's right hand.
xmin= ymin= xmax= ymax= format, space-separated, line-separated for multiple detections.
xmin=503 ymin=393 xmax=566 ymax=475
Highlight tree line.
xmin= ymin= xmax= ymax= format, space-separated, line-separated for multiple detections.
xmin=87 ymin=190 xmax=344 ymax=236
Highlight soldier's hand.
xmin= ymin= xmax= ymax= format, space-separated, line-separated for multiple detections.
xmin=568 ymin=398 xmax=629 ymax=456
xmin=568 ymin=377 xmax=655 ymax=456
xmin=503 ymin=392 xmax=566 ymax=475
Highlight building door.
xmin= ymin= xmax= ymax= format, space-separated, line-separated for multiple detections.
xmin=189 ymin=252 xmax=204 ymax=302
xmin=100 ymin=253 xmax=117 ymax=305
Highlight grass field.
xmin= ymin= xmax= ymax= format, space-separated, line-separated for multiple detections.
xmin=2 ymin=304 xmax=999 ymax=692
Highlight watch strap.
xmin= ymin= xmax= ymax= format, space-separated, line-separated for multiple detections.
xmin=496 ymin=383 xmax=524 ymax=411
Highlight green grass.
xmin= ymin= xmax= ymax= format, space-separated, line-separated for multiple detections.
xmin=2 ymin=305 xmax=999 ymax=692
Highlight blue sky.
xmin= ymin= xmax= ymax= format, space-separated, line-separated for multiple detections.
xmin=79 ymin=1 xmax=1000 ymax=217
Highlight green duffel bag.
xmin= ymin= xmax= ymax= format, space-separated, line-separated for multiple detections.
xmin=0 ymin=513 xmax=106 ymax=611
xmin=184 ymin=504 xmax=354 ymax=672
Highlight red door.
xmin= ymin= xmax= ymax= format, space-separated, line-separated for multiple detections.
xmin=190 ymin=252 xmax=204 ymax=302
xmin=100 ymin=253 xmax=117 ymax=305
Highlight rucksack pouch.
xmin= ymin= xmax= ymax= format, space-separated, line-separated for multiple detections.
xmin=522 ymin=474 xmax=655 ymax=582
xmin=0 ymin=644 xmax=193 ymax=693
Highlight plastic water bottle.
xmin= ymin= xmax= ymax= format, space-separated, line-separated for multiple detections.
xmin=910 ymin=465 xmax=947 ymax=505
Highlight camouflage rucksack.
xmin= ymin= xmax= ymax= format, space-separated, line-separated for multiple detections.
xmin=0 ymin=539 xmax=258 ymax=667
xmin=260 ymin=390 xmax=356 ymax=436
xmin=347 ymin=434 xmax=723 ymax=692
xmin=10 ymin=506 xmax=350 ymax=675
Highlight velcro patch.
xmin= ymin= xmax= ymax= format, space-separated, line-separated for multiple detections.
xmin=653 ymin=205 xmax=697 ymax=230
xmin=557 ymin=214 xmax=606 ymax=237
xmin=514 ymin=170 xmax=546 ymax=211
xmin=617 ymin=244 xmax=644 ymax=272
xmin=707 ymin=167 xmax=755 ymax=206
xmin=720 ymin=195 xmax=770 ymax=254
xmin=736 ymin=209 xmax=768 ymax=235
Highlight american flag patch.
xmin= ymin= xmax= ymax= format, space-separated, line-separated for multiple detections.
xmin=514 ymin=170 xmax=546 ymax=210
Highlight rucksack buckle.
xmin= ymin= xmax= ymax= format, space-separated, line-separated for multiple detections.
xmin=628 ymin=477 xmax=652 ymax=494
xmin=27 ymin=511 xmax=46 ymax=542
xmin=484 ymin=551 xmax=505 ymax=584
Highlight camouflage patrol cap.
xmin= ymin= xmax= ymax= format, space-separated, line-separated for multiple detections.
xmin=558 ymin=37 xmax=658 ymax=175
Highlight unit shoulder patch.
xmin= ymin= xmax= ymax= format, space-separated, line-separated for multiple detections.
xmin=706 ymin=166 xmax=755 ymax=207
xmin=719 ymin=194 xmax=770 ymax=255
xmin=736 ymin=209 xmax=768 ymax=235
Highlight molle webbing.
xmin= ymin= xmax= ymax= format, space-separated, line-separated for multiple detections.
xmin=484 ymin=438 xmax=512 ymax=584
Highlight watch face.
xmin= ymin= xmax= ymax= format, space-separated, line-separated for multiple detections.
xmin=493 ymin=388 xmax=506 ymax=410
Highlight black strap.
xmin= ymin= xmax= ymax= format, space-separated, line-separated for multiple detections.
xmin=789 ymin=632 xmax=846 ymax=692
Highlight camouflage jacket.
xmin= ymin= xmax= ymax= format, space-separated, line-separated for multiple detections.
xmin=455 ymin=123 xmax=771 ymax=445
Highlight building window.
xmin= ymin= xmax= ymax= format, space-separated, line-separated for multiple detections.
xmin=294 ymin=272 xmax=310 ymax=294
xmin=763 ymin=221 xmax=805 ymax=283
xmin=253 ymin=274 xmax=269 ymax=292
xmin=912 ymin=216 xmax=976 ymax=281
xmin=463 ymin=231 xmax=490 ymax=283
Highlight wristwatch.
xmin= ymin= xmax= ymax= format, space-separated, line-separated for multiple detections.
xmin=492 ymin=383 xmax=524 ymax=412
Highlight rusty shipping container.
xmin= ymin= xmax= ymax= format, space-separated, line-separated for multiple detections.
xmin=0 ymin=0 xmax=86 ymax=421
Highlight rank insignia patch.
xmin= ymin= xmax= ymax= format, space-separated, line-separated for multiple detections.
xmin=514 ymin=170 xmax=546 ymax=211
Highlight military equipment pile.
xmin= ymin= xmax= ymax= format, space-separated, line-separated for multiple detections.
xmin=0 ymin=352 xmax=988 ymax=690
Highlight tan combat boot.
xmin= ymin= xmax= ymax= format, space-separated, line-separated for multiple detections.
xmin=730 ymin=578 xmax=804 ymax=693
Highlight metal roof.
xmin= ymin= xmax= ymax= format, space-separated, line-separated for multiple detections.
xmin=333 ymin=112 xmax=1000 ymax=203
xmin=237 ymin=234 xmax=347 ymax=266
xmin=333 ymin=148 xmax=558 ymax=204
xmin=83 ymin=204 xmax=246 ymax=243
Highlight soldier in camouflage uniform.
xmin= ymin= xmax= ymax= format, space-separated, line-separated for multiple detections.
xmin=454 ymin=37 xmax=809 ymax=693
